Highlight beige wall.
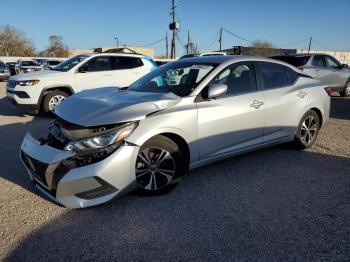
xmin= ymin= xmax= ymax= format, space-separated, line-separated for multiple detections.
xmin=297 ymin=49 xmax=350 ymax=66
xmin=69 ymin=46 xmax=155 ymax=58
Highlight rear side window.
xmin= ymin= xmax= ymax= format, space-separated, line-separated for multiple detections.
xmin=312 ymin=56 xmax=327 ymax=67
xmin=111 ymin=57 xmax=144 ymax=70
xmin=258 ymin=62 xmax=297 ymax=90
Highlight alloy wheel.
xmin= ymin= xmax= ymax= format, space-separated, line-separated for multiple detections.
xmin=345 ymin=82 xmax=350 ymax=96
xmin=48 ymin=95 xmax=66 ymax=111
xmin=136 ymin=147 xmax=176 ymax=191
xmin=300 ymin=115 xmax=318 ymax=145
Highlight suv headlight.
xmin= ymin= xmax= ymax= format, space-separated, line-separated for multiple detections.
xmin=64 ymin=122 xmax=138 ymax=152
xmin=18 ymin=80 xmax=40 ymax=86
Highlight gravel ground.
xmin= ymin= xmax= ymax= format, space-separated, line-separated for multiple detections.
xmin=0 ymin=82 xmax=349 ymax=261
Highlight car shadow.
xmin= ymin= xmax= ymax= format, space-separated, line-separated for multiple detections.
xmin=4 ymin=148 xmax=350 ymax=261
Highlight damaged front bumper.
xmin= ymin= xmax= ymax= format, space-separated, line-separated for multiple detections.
xmin=20 ymin=132 xmax=139 ymax=208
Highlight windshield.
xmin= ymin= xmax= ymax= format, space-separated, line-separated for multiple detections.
xmin=128 ymin=61 xmax=217 ymax=97
xmin=53 ymin=55 xmax=89 ymax=72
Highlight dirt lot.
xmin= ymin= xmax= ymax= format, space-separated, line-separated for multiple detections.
xmin=0 ymin=82 xmax=349 ymax=261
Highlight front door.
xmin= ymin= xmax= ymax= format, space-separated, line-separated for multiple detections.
xmin=197 ymin=62 xmax=265 ymax=160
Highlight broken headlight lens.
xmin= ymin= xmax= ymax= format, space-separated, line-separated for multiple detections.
xmin=64 ymin=122 xmax=138 ymax=153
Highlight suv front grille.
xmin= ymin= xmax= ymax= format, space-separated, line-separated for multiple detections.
xmin=21 ymin=151 xmax=49 ymax=186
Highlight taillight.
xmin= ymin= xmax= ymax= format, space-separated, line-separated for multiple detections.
xmin=324 ymin=87 xmax=332 ymax=96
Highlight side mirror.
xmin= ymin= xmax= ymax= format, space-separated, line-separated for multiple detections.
xmin=77 ymin=66 xmax=89 ymax=73
xmin=207 ymin=83 xmax=228 ymax=99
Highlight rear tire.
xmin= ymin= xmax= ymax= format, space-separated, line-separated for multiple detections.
xmin=135 ymin=135 xmax=185 ymax=195
xmin=42 ymin=90 xmax=68 ymax=113
xmin=340 ymin=80 xmax=350 ymax=97
xmin=292 ymin=110 xmax=320 ymax=150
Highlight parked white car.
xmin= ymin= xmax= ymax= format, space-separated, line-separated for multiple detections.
xmin=6 ymin=53 xmax=157 ymax=113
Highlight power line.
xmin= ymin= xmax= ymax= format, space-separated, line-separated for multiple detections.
xmin=199 ymin=37 xmax=218 ymax=51
xmin=222 ymin=28 xmax=253 ymax=44
xmin=198 ymin=30 xmax=220 ymax=47
xmin=312 ymin=38 xmax=333 ymax=51
xmin=176 ymin=34 xmax=187 ymax=51
xmin=277 ymin=38 xmax=310 ymax=47
xmin=143 ymin=38 xmax=165 ymax=47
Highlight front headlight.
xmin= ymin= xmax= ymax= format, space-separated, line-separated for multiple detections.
xmin=18 ymin=80 xmax=40 ymax=86
xmin=64 ymin=122 xmax=138 ymax=152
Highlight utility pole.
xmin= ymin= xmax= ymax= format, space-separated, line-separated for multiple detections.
xmin=308 ymin=37 xmax=312 ymax=54
xmin=165 ymin=31 xmax=169 ymax=58
xmin=114 ymin=37 xmax=119 ymax=48
xmin=219 ymin=26 xmax=223 ymax=51
xmin=187 ymin=30 xmax=190 ymax=54
xmin=169 ymin=0 xmax=178 ymax=59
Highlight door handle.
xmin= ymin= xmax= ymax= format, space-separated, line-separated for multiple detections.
xmin=297 ymin=91 xmax=307 ymax=98
xmin=103 ymin=74 xmax=112 ymax=77
xmin=315 ymin=69 xmax=320 ymax=72
xmin=250 ymin=100 xmax=264 ymax=109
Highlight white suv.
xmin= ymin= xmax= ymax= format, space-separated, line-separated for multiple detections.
xmin=6 ymin=53 xmax=157 ymax=113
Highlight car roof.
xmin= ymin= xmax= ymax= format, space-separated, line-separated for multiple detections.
xmin=177 ymin=55 xmax=285 ymax=64
xmin=89 ymin=52 xmax=144 ymax=58
xmin=277 ymin=53 xmax=331 ymax=57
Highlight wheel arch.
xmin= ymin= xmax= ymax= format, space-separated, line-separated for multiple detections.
xmin=131 ymin=131 xmax=191 ymax=170
xmin=309 ymin=107 xmax=323 ymax=127
xmin=39 ymin=86 xmax=75 ymax=108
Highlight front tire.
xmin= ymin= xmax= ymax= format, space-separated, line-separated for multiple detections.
xmin=293 ymin=110 xmax=320 ymax=150
xmin=340 ymin=80 xmax=350 ymax=97
xmin=135 ymin=135 xmax=185 ymax=195
xmin=42 ymin=90 xmax=68 ymax=113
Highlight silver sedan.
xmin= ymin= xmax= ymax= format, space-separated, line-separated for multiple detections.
xmin=20 ymin=56 xmax=331 ymax=208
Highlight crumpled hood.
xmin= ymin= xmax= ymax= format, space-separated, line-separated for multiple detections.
xmin=11 ymin=70 xmax=65 ymax=80
xmin=54 ymin=87 xmax=181 ymax=127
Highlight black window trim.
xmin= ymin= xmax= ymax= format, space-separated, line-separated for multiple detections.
xmin=256 ymin=61 xmax=299 ymax=91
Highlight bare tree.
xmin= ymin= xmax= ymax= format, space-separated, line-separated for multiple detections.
xmin=0 ymin=25 xmax=36 ymax=56
xmin=250 ymin=40 xmax=274 ymax=49
xmin=249 ymin=40 xmax=277 ymax=57
xmin=40 ymin=35 xmax=68 ymax=57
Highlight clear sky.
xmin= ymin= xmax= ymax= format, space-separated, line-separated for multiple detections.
xmin=1 ymin=0 xmax=349 ymax=56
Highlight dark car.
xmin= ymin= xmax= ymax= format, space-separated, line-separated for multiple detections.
xmin=272 ymin=54 xmax=350 ymax=96
xmin=0 ymin=61 xmax=11 ymax=81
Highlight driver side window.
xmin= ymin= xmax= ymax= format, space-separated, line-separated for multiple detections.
xmin=81 ymin=57 xmax=112 ymax=72
xmin=325 ymin=56 xmax=340 ymax=68
xmin=213 ymin=63 xmax=256 ymax=97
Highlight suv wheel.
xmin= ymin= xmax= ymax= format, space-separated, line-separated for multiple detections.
xmin=340 ymin=80 xmax=350 ymax=97
xmin=42 ymin=90 xmax=68 ymax=113
xmin=135 ymin=135 xmax=185 ymax=195
xmin=293 ymin=110 xmax=320 ymax=150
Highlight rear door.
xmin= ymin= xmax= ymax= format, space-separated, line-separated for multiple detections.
xmin=111 ymin=56 xmax=145 ymax=88
xmin=75 ymin=56 xmax=115 ymax=91
xmin=197 ymin=62 xmax=265 ymax=160
xmin=256 ymin=62 xmax=308 ymax=142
